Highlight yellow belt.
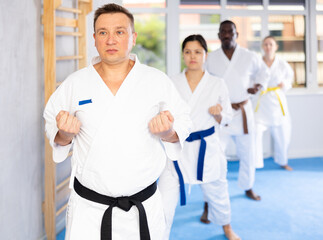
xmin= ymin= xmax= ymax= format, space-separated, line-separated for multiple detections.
xmin=255 ymin=87 xmax=285 ymax=116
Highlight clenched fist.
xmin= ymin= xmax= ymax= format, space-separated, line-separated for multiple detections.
xmin=247 ymin=83 xmax=262 ymax=94
xmin=148 ymin=110 xmax=179 ymax=143
xmin=209 ymin=104 xmax=223 ymax=124
xmin=277 ymin=82 xmax=284 ymax=89
xmin=54 ymin=110 xmax=81 ymax=146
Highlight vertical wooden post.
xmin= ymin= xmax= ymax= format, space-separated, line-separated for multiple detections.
xmin=42 ymin=1 xmax=93 ymax=239
xmin=78 ymin=0 xmax=92 ymax=69
xmin=43 ymin=0 xmax=57 ymax=239
xmin=44 ymin=139 xmax=56 ymax=240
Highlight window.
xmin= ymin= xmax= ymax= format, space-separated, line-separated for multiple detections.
xmin=227 ymin=0 xmax=263 ymax=10
xmin=317 ymin=0 xmax=323 ymax=10
xmin=179 ymin=14 xmax=220 ymax=70
xmin=132 ymin=14 xmax=166 ymax=72
xmin=268 ymin=15 xmax=305 ymax=87
xmin=229 ymin=16 xmax=262 ymax=53
xmin=269 ymin=0 xmax=305 ymax=10
xmin=124 ymin=0 xmax=322 ymax=90
xmin=124 ymin=1 xmax=167 ymax=72
xmin=180 ymin=0 xmax=220 ymax=9
xmin=123 ymin=0 xmax=166 ymax=8
xmin=179 ymin=14 xmax=220 ymax=50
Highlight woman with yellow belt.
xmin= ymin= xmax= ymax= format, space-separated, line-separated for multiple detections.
xmin=254 ymin=36 xmax=294 ymax=170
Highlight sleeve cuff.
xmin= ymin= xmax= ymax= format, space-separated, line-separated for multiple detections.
xmin=52 ymin=142 xmax=73 ymax=163
xmin=220 ymin=113 xmax=231 ymax=127
xmin=161 ymin=141 xmax=182 ymax=160
xmin=47 ymin=125 xmax=73 ymax=163
xmin=161 ymin=122 xmax=189 ymax=161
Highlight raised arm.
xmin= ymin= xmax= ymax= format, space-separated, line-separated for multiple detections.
xmin=43 ymin=81 xmax=76 ymax=163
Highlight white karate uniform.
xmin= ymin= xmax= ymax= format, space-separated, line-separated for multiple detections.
xmin=158 ymin=70 xmax=233 ymax=239
xmin=253 ymin=56 xmax=293 ymax=168
xmin=206 ymin=45 xmax=269 ymax=190
xmin=43 ymin=54 xmax=192 ymax=240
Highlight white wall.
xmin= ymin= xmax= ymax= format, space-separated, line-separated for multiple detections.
xmin=257 ymin=91 xmax=323 ymax=160
xmin=287 ymin=91 xmax=323 ymax=158
xmin=226 ymin=91 xmax=323 ymax=160
xmin=0 ymin=0 xmax=44 ymax=239
xmin=259 ymin=91 xmax=323 ymax=160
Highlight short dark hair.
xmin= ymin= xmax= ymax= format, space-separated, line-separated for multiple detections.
xmin=182 ymin=34 xmax=208 ymax=53
xmin=93 ymin=3 xmax=135 ymax=32
xmin=219 ymin=20 xmax=237 ymax=31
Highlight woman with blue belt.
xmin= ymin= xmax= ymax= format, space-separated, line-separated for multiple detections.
xmin=158 ymin=34 xmax=240 ymax=240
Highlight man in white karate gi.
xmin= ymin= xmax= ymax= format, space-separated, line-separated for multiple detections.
xmin=201 ymin=20 xmax=269 ymax=222
xmin=43 ymin=4 xmax=191 ymax=240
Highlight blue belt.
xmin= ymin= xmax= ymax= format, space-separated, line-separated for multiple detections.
xmin=173 ymin=161 xmax=186 ymax=206
xmin=186 ymin=126 xmax=215 ymax=181
xmin=174 ymin=126 xmax=215 ymax=206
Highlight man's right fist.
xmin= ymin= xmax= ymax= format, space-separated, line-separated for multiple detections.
xmin=54 ymin=110 xmax=81 ymax=145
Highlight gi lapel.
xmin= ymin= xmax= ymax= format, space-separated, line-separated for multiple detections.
xmin=186 ymin=70 xmax=209 ymax=110
xmin=222 ymin=45 xmax=241 ymax=80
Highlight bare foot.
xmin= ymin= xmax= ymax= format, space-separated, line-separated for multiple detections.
xmin=281 ymin=165 xmax=293 ymax=171
xmin=200 ymin=202 xmax=211 ymax=224
xmin=223 ymin=224 xmax=241 ymax=240
xmin=245 ymin=189 xmax=261 ymax=201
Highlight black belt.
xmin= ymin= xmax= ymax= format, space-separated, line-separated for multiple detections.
xmin=73 ymin=177 xmax=157 ymax=240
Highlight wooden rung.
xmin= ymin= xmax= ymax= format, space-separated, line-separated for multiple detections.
xmin=55 ymin=0 xmax=62 ymax=9
xmin=56 ymin=55 xmax=83 ymax=61
xmin=56 ymin=177 xmax=70 ymax=191
xmin=56 ymin=203 xmax=68 ymax=217
xmin=56 ymin=31 xmax=82 ymax=37
xmin=56 ymin=17 xmax=77 ymax=28
xmin=57 ymin=6 xmax=82 ymax=14
xmin=79 ymin=0 xmax=91 ymax=3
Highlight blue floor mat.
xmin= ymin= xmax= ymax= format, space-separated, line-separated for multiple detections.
xmin=57 ymin=157 xmax=323 ymax=240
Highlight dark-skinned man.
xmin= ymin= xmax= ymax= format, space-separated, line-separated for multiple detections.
xmin=201 ymin=20 xmax=269 ymax=223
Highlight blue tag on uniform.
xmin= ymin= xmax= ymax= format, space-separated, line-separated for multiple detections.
xmin=79 ymin=99 xmax=92 ymax=105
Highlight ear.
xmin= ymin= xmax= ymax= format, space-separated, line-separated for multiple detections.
xmin=93 ymin=33 xmax=96 ymax=46
xmin=236 ymin=31 xmax=239 ymax=39
xmin=132 ymin=32 xmax=138 ymax=47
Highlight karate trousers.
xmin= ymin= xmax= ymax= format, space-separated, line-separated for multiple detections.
xmin=219 ymin=130 xmax=256 ymax=191
xmin=158 ymin=157 xmax=231 ymax=240
xmin=255 ymin=115 xmax=291 ymax=168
